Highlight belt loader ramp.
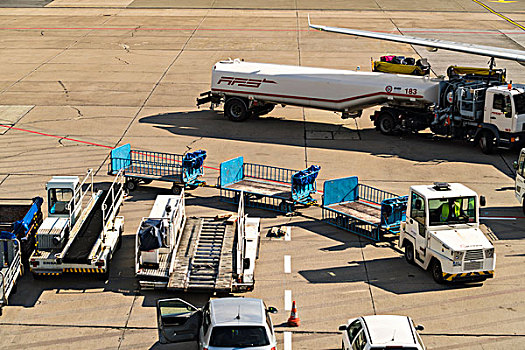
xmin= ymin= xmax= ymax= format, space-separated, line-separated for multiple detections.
xmin=136 ymin=190 xmax=260 ymax=293
xmin=30 ymin=170 xmax=125 ymax=279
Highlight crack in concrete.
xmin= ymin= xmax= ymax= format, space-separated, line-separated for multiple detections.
xmin=185 ymin=136 xmax=203 ymax=152
xmin=58 ymin=80 xmax=69 ymax=97
xmin=70 ymin=106 xmax=83 ymax=119
xmin=114 ymin=56 xmax=130 ymax=65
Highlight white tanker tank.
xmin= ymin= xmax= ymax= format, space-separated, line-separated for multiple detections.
xmin=197 ymin=59 xmax=441 ymax=121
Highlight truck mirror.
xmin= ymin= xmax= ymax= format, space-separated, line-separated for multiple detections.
xmin=339 ymin=325 xmax=348 ymax=331
xmin=243 ymin=257 xmax=250 ymax=270
xmin=415 ymin=199 xmax=422 ymax=210
xmin=415 ymin=324 xmax=425 ymax=331
xmin=480 ymin=196 xmax=486 ymax=207
xmin=514 ymin=161 xmax=518 ymax=170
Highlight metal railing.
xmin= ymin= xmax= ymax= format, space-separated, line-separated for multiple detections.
xmin=66 ymin=168 xmax=94 ymax=232
xmin=322 ymin=207 xmax=381 ymax=242
xmin=244 ymin=163 xmax=296 ymax=184
xmin=358 ymin=183 xmax=398 ymax=206
xmin=101 ymin=169 xmax=125 ymax=240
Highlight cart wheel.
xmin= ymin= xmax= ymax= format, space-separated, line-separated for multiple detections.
xmin=171 ymin=185 xmax=182 ymax=195
xmin=126 ymin=179 xmax=138 ymax=192
xmin=141 ymin=179 xmax=153 ymax=185
xmin=404 ymin=242 xmax=415 ymax=265
xmin=377 ymin=111 xmax=396 ymax=135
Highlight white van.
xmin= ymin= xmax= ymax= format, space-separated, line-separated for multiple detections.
xmin=157 ymin=297 xmax=278 ymax=349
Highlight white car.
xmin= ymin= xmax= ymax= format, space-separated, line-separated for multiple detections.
xmin=157 ymin=297 xmax=278 ymax=349
xmin=339 ymin=315 xmax=425 ymax=350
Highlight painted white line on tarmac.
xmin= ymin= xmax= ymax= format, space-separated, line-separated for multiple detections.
xmin=285 ymin=227 xmax=291 ymax=241
xmin=284 ymin=255 xmax=291 ymax=273
xmin=284 ymin=331 xmax=292 ymax=350
xmin=285 ymin=290 xmax=292 ymax=311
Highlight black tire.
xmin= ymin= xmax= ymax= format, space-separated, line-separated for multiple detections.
xmin=224 ymin=97 xmax=251 ymax=122
xmin=377 ymin=111 xmax=396 ymax=135
xmin=430 ymin=260 xmax=445 ymax=284
xmin=125 ymin=179 xmax=138 ymax=192
xmin=478 ymin=131 xmax=495 ymax=154
xmin=171 ymin=185 xmax=182 ymax=195
xmin=404 ymin=242 xmax=415 ymax=265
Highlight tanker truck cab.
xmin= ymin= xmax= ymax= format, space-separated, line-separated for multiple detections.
xmin=480 ymin=86 xmax=525 ymax=151
xmin=400 ymin=182 xmax=495 ymax=284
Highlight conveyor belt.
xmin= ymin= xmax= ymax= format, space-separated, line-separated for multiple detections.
xmin=62 ymin=189 xmax=116 ymax=264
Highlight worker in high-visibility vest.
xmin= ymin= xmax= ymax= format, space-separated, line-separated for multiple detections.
xmin=440 ymin=199 xmax=462 ymax=222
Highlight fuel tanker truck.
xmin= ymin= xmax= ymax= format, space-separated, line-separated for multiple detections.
xmin=197 ymin=59 xmax=525 ymax=153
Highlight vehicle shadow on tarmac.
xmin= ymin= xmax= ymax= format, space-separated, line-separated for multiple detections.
xmin=298 ymin=256 xmax=484 ymax=295
xmin=139 ymin=110 xmax=518 ymax=179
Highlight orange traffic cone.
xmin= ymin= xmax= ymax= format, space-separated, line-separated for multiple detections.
xmin=287 ymin=300 xmax=300 ymax=327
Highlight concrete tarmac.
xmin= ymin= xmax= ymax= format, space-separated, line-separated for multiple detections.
xmin=0 ymin=1 xmax=524 ymax=349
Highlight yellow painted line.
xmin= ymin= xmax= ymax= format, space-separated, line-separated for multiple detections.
xmin=490 ymin=0 xmax=516 ymax=3
xmin=472 ymin=0 xmax=525 ymax=31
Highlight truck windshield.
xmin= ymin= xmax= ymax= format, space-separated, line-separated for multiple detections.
xmin=209 ymin=326 xmax=270 ymax=347
xmin=514 ymin=93 xmax=525 ymax=114
xmin=48 ymin=188 xmax=73 ymax=215
xmin=428 ymin=196 xmax=476 ymax=226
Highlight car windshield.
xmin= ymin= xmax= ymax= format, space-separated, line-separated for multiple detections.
xmin=428 ymin=196 xmax=476 ymax=226
xmin=209 ymin=326 xmax=270 ymax=347
xmin=514 ymin=93 xmax=525 ymax=114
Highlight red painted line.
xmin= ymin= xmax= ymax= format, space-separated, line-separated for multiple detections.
xmin=212 ymin=88 xmax=423 ymax=104
xmin=0 ymin=124 xmax=220 ymax=171
xmin=0 ymin=27 xmax=523 ymax=35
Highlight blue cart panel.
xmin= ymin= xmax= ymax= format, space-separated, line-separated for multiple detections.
xmin=219 ymin=156 xmax=320 ymax=213
xmin=108 ymin=144 xmax=206 ymax=192
xmin=321 ymin=176 xmax=407 ymax=242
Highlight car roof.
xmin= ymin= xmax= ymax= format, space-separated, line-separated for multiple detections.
xmin=361 ymin=315 xmax=416 ymax=345
xmin=209 ymin=298 xmax=265 ymax=326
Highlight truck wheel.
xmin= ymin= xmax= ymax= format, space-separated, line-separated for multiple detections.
xmin=404 ymin=242 xmax=415 ymax=265
xmin=478 ymin=131 xmax=494 ymax=154
xmin=430 ymin=260 xmax=445 ymax=284
xmin=377 ymin=111 xmax=396 ymax=135
xmin=224 ymin=97 xmax=251 ymax=122
xmin=125 ymin=179 xmax=138 ymax=192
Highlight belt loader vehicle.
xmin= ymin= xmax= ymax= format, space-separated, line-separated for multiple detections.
xmin=0 ymin=235 xmax=22 ymax=315
xmin=0 ymin=197 xmax=43 ymax=263
xmin=400 ymin=182 xmax=495 ymax=284
xmin=514 ymin=148 xmax=525 ymax=214
xmin=219 ymin=156 xmax=320 ymax=213
xmin=136 ymin=190 xmax=260 ymax=293
xmin=29 ymin=169 xmax=125 ymax=279
xmin=108 ymin=144 xmax=207 ymax=194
